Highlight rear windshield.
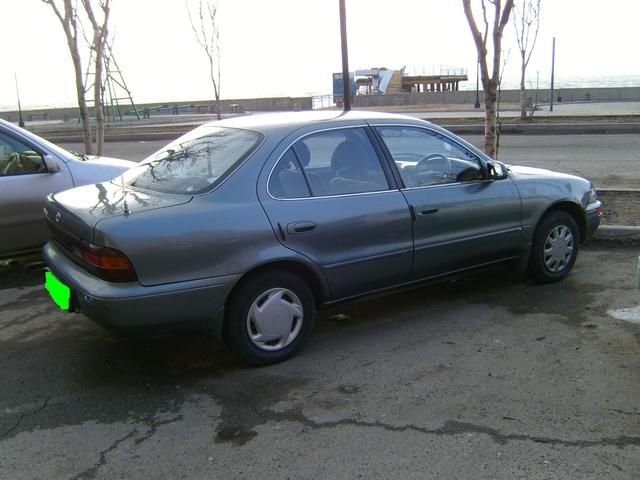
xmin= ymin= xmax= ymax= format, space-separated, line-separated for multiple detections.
xmin=119 ymin=126 xmax=263 ymax=194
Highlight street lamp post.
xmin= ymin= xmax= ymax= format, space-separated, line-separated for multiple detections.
xmin=14 ymin=73 xmax=25 ymax=128
xmin=550 ymin=37 xmax=556 ymax=112
xmin=474 ymin=61 xmax=480 ymax=109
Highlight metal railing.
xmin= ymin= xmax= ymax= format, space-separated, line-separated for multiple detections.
xmin=312 ymin=95 xmax=337 ymax=110
xmin=403 ymin=65 xmax=468 ymax=77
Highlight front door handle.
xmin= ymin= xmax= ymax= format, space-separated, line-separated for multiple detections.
xmin=287 ymin=221 xmax=317 ymax=234
xmin=414 ymin=205 xmax=439 ymax=216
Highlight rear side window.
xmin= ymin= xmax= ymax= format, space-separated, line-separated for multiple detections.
xmin=269 ymin=128 xmax=390 ymax=198
xmin=122 ymin=126 xmax=263 ymax=194
xmin=268 ymin=149 xmax=310 ymax=199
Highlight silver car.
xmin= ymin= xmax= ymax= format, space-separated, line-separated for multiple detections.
xmin=0 ymin=118 xmax=136 ymax=258
xmin=43 ymin=111 xmax=602 ymax=365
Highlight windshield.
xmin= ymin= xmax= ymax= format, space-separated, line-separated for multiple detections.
xmin=119 ymin=126 xmax=263 ymax=194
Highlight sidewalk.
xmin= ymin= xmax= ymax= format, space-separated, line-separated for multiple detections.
xmin=395 ymin=101 xmax=640 ymax=135
xmin=390 ymin=100 xmax=640 ymax=119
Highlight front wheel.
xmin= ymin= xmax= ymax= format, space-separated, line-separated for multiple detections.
xmin=223 ymin=271 xmax=315 ymax=366
xmin=528 ymin=211 xmax=579 ymax=284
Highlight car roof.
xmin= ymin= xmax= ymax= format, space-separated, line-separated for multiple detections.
xmin=203 ymin=110 xmax=429 ymax=134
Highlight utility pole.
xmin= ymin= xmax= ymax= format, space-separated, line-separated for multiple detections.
xmin=339 ymin=0 xmax=351 ymax=112
xmin=14 ymin=73 xmax=25 ymax=128
xmin=550 ymin=37 xmax=556 ymax=112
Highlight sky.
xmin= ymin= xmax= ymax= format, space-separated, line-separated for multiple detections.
xmin=1 ymin=0 xmax=639 ymax=110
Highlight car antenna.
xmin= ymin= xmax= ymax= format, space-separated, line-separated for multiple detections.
xmin=120 ymin=175 xmax=130 ymax=215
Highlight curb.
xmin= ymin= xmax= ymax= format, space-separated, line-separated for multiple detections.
xmin=44 ymin=131 xmax=189 ymax=143
xmin=592 ymin=225 xmax=640 ymax=244
xmin=440 ymin=122 xmax=640 ymax=136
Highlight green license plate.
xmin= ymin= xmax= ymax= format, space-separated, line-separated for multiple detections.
xmin=45 ymin=271 xmax=71 ymax=310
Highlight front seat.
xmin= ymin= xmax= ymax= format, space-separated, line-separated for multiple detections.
xmin=329 ymin=141 xmax=384 ymax=194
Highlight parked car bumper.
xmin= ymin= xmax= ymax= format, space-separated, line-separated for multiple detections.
xmin=43 ymin=242 xmax=239 ymax=334
xmin=585 ymin=200 xmax=603 ymax=240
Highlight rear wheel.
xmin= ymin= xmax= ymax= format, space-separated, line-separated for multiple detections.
xmin=224 ymin=271 xmax=315 ymax=365
xmin=528 ymin=211 xmax=579 ymax=284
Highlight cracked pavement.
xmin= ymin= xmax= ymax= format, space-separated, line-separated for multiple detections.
xmin=1 ymin=246 xmax=639 ymax=479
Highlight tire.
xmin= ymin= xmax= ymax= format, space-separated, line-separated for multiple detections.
xmin=528 ymin=211 xmax=579 ymax=284
xmin=223 ymin=271 xmax=315 ymax=366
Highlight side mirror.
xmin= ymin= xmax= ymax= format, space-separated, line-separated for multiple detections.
xmin=487 ymin=161 xmax=508 ymax=180
xmin=43 ymin=155 xmax=60 ymax=173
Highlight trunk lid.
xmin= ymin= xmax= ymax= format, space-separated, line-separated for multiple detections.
xmin=45 ymin=181 xmax=191 ymax=244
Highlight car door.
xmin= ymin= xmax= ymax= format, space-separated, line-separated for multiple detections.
xmin=373 ymin=125 xmax=523 ymax=279
xmin=0 ymin=130 xmax=73 ymax=256
xmin=258 ymin=126 xmax=413 ymax=300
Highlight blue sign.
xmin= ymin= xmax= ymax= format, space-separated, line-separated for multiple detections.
xmin=332 ymin=72 xmax=356 ymax=96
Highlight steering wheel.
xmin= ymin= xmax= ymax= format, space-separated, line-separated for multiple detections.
xmin=415 ymin=153 xmax=453 ymax=185
xmin=2 ymin=152 xmax=22 ymax=175
xmin=416 ymin=153 xmax=451 ymax=173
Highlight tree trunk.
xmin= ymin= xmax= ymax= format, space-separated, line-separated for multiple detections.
xmin=94 ymin=36 xmax=105 ymax=156
xmin=70 ymin=46 xmax=93 ymax=154
xmin=484 ymin=80 xmax=498 ymax=158
xmin=63 ymin=26 xmax=91 ymax=154
xmin=209 ymin=60 xmax=221 ymax=121
xmin=520 ymin=54 xmax=527 ymax=120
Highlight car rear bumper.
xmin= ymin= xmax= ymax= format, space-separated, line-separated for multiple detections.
xmin=585 ymin=201 xmax=603 ymax=241
xmin=43 ymin=242 xmax=239 ymax=335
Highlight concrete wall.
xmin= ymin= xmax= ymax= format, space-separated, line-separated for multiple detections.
xmin=2 ymin=87 xmax=638 ymax=123
xmin=0 ymin=96 xmax=313 ymax=123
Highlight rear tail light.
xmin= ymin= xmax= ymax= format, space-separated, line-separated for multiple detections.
xmin=71 ymin=242 xmax=137 ymax=282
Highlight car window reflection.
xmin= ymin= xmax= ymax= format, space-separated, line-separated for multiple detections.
xmin=122 ymin=127 xmax=263 ymax=195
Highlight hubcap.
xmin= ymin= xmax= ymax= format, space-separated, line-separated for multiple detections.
xmin=246 ymin=288 xmax=303 ymax=351
xmin=543 ymin=225 xmax=575 ymax=273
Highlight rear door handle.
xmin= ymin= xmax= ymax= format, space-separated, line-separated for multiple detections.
xmin=287 ymin=221 xmax=317 ymax=234
xmin=414 ymin=205 xmax=439 ymax=216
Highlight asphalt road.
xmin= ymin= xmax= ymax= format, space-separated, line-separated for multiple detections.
xmin=60 ymin=133 xmax=640 ymax=189
xmin=1 ymin=245 xmax=639 ymax=479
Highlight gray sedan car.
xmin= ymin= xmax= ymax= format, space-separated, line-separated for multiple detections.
xmin=0 ymin=118 xmax=136 ymax=258
xmin=43 ymin=111 xmax=602 ymax=364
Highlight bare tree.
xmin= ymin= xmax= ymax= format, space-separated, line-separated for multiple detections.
xmin=42 ymin=0 xmax=93 ymax=153
xmin=513 ymin=0 xmax=541 ymax=120
xmin=82 ymin=0 xmax=111 ymax=155
xmin=42 ymin=0 xmax=113 ymax=155
xmin=495 ymin=47 xmax=511 ymax=160
xmin=462 ymin=0 xmax=514 ymax=158
xmin=187 ymin=0 xmax=222 ymax=120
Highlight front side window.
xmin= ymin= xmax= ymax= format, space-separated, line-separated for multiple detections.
xmin=377 ymin=127 xmax=484 ymax=188
xmin=0 ymin=132 xmax=46 ymax=176
xmin=270 ymin=128 xmax=389 ymax=198
xmin=121 ymin=126 xmax=263 ymax=194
